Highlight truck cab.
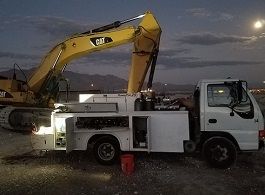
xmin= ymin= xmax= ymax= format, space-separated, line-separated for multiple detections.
xmin=198 ymin=79 xmax=264 ymax=148
xmin=193 ymin=79 xmax=264 ymax=168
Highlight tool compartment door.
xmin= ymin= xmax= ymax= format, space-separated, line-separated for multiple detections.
xmin=148 ymin=111 xmax=189 ymax=152
xmin=66 ymin=117 xmax=75 ymax=153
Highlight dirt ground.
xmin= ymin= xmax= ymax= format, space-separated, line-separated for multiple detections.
xmin=0 ymin=127 xmax=265 ymax=195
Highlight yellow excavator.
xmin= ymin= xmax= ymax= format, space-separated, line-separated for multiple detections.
xmin=0 ymin=11 xmax=161 ymax=131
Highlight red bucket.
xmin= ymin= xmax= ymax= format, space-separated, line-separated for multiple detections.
xmin=121 ymin=154 xmax=135 ymax=175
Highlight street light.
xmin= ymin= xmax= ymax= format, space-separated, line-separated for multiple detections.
xmin=254 ymin=19 xmax=265 ymax=29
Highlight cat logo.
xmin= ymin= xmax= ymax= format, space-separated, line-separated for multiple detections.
xmin=0 ymin=91 xmax=6 ymax=98
xmin=96 ymin=37 xmax=105 ymax=45
xmin=90 ymin=37 xmax=113 ymax=46
xmin=0 ymin=90 xmax=13 ymax=98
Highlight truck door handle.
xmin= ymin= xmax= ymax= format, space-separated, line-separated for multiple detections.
xmin=208 ymin=119 xmax=217 ymax=123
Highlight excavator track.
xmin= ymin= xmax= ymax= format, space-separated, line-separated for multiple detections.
xmin=0 ymin=106 xmax=52 ymax=132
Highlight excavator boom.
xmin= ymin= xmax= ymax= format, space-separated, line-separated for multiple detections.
xmin=28 ymin=11 xmax=161 ymax=103
xmin=28 ymin=27 xmax=137 ymax=97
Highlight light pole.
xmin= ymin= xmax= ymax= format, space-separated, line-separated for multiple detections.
xmin=163 ymin=83 xmax=167 ymax=97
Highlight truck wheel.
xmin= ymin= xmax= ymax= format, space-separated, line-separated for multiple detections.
xmin=93 ymin=137 xmax=120 ymax=165
xmin=202 ymin=137 xmax=237 ymax=169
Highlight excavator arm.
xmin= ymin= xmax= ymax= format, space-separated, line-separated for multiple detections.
xmin=27 ymin=11 xmax=161 ymax=105
xmin=128 ymin=12 xmax=161 ymax=93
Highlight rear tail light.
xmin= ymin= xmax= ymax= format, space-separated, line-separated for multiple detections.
xmin=259 ymin=130 xmax=265 ymax=139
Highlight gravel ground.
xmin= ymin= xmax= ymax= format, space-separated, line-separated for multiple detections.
xmin=1 ymin=128 xmax=265 ymax=195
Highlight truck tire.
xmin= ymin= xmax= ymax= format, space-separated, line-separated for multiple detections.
xmin=202 ymin=136 xmax=237 ymax=169
xmin=93 ymin=137 xmax=120 ymax=165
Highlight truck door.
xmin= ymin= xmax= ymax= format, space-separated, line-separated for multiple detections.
xmin=203 ymin=83 xmax=259 ymax=150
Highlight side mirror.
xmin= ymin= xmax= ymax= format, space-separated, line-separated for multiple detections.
xmin=225 ymin=80 xmax=246 ymax=106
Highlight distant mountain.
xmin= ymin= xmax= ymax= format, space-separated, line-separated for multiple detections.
xmin=62 ymin=71 xmax=128 ymax=92
xmin=0 ymin=68 xmax=195 ymax=93
xmin=4 ymin=68 xmax=263 ymax=92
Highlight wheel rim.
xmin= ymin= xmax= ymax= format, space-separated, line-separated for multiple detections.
xmin=210 ymin=144 xmax=228 ymax=162
xmin=98 ymin=142 xmax=115 ymax=161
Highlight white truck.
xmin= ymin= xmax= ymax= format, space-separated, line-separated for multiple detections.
xmin=32 ymin=79 xmax=265 ymax=168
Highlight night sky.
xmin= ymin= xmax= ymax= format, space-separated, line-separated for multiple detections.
xmin=0 ymin=0 xmax=265 ymax=85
